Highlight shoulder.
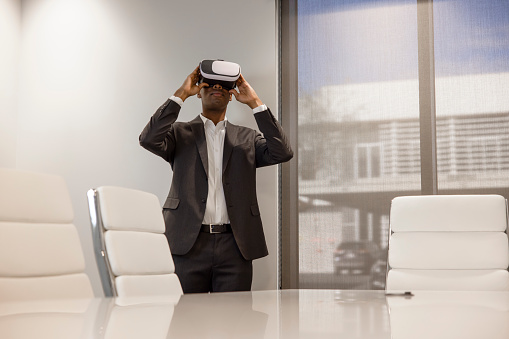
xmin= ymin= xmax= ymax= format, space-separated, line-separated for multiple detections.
xmin=174 ymin=115 xmax=202 ymax=129
xmin=227 ymin=121 xmax=255 ymax=132
xmin=228 ymin=122 xmax=259 ymax=137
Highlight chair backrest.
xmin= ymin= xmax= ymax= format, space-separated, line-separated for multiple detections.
xmin=87 ymin=186 xmax=182 ymax=299
xmin=0 ymin=168 xmax=94 ymax=301
xmin=386 ymin=194 xmax=509 ymax=291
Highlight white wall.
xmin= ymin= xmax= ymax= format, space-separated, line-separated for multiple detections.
xmin=10 ymin=0 xmax=280 ymax=295
xmin=0 ymin=0 xmax=20 ymax=167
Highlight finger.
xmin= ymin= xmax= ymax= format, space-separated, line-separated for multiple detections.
xmin=190 ymin=71 xmax=200 ymax=83
xmin=236 ymin=74 xmax=245 ymax=86
xmin=229 ymin=89 xmax=239 ymax=98
xmin=198 ymin=82 xmax=209 ymax=90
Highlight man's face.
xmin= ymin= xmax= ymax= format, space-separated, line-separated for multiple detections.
xmin=198 ymin=83 xmax=232 ymax=112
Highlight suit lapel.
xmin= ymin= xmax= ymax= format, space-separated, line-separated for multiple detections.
xmin=190 ymin=115 xmax=208 ymax=177
xmin=223 ymin=121 xmax=239 ymax=174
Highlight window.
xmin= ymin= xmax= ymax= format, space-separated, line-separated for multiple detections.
xmin=281 ymin=0 xmax=509 ymax=289
xmin=355 ymin=143 xmax=382 ymax=178
xmin=434 ymin=0 xmax=509 ymax=192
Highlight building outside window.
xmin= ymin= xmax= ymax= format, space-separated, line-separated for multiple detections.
xmin=285 ymin=0 xmax=509 ymax=289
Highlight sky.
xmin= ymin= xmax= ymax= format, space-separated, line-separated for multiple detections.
xmin=298 ymin=0 xmax=509 ymax=94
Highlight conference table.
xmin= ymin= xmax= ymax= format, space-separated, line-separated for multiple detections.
xmin=1 ymin=289 xmax=508 ymax=338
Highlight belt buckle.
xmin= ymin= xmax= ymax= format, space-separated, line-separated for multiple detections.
xmin=209 ymin=224 xmax=221 ymax=234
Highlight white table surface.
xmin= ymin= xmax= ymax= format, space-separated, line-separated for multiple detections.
xmin=1 ymin=289 xmax=508 ymax=339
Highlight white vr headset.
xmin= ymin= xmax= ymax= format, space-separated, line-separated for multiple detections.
xmin=199 ymin=59 xmax=241 ymax=90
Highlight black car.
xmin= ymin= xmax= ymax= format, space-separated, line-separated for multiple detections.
xmin=369 ymin=259 xmax=387 ymax=289
xmin=333 ymin=241 xmax=380 ymax=275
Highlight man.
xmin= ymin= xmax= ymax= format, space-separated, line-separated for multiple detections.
xmin=139 ymin=63 xmax=293 ymax=293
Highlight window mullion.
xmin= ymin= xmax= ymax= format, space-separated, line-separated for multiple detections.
xmin=417 ymin=0 xmax=438 ymax=195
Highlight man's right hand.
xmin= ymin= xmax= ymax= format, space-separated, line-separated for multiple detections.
xmin=173 ymin=66 xmax=209 ymax=102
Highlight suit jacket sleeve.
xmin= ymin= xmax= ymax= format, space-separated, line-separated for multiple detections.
xmin=139 ymin=98 xmax=181 ymax=163
xmin=253 ymin=108 xmax=294 ymax=167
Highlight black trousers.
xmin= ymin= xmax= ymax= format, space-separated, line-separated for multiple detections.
xmin=172 ymin=231 xmax=253 ymax=293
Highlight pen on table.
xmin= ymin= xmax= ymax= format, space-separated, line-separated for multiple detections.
xmin=385 ymin=291 xmax=414 ymax=297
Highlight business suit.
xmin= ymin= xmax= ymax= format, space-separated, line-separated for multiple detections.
xmin=140 ymin=96 xmax=293 ymax=290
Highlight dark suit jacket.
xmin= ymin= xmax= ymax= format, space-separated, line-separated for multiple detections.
xmin=139 ymin=99 xmax=293 ymax=260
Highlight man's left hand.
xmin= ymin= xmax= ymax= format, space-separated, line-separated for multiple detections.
xmin=229 ymin=74 xmax=263 ymax=109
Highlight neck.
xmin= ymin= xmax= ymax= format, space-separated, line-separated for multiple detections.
xmin=202 ymin=110 xmax=226 ymax=125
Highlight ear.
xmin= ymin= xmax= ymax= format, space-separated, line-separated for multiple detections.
xmin=197 ymin=92 xmax=202 ymax=99
xmin=228 ymin=93 xmax=232 ymax=101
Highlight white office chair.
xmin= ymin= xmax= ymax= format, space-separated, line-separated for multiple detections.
xmin=87 ymin=186 xmax=182 ymax=303
xmin=0 ymin=168 xmax=94 ymax=301
xmin=386 ymin=194 xmax=509 ymax=291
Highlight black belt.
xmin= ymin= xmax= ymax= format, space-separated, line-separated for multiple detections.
xmin=201 ymin=224 xmax=232 ymax=234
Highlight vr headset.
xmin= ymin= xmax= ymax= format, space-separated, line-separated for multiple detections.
xmin=199 ymin=59 xmax=241 ymax=90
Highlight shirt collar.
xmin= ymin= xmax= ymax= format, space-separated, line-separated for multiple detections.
xmin=200 ymin=114 xmax=228 ymax=130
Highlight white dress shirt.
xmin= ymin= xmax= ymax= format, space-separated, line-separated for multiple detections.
xmin=199 ymin=114 xmax=229 ymax=225
xmin=169 ymin=95 xmax=267 ymax=225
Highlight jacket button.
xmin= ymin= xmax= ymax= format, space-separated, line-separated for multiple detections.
xmin=201 ymin=198 xmax=206 ymax=203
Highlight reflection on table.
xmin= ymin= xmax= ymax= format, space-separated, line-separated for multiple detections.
xmin=0 ymin=289 xmax=508 ymax=338
xmin=387 ymin=291 xmax=509 ymax=339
